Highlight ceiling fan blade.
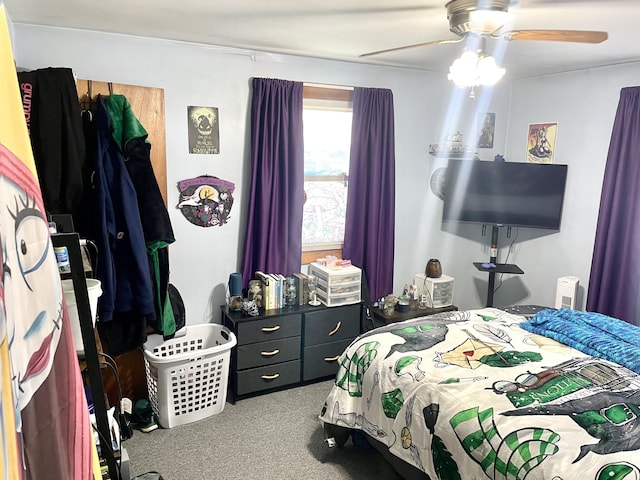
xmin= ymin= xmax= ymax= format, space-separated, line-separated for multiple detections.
xmin=498 ymin=29 xmax=608 ymax=43
xmin=360 ymin=37 xmax=464 ymax=58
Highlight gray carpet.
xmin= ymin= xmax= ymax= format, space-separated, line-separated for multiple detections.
xmin=124 ymin=380 xmax=403 ymax=480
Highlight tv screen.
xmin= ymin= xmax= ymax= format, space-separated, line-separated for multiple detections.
xmin=442 ymin=160 xmax=568 ymax=229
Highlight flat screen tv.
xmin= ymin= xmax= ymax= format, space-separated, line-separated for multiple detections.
xmin=442 ymin=160 xmax=568 ymax=230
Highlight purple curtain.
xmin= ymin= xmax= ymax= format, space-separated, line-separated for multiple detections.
xmin=343 ymin=87 xmax=396 ymax=300
xmin=587 ymin=86 xmax=640 ymax=326
xmin=240 ymin=78 xmax=304 ymax=287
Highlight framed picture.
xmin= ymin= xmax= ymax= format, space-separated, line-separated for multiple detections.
xmin=477 ymin=112 xmax=495 ymax=148
xmin=527 ymin=122 xmax=557 ymax=163
xmin=188 ymin=106 xmax=220 ymax=154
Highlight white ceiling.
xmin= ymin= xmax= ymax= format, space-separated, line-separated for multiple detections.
xmin=4 ymin=0 xmax=640 ymax=80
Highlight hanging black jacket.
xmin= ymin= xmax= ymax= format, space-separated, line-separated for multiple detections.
xmin=18 ymin=67 xmax=87 ymax=219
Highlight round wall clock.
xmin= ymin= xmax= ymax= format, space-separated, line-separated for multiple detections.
xmin=429 ymin=167 xmax=447 ymax=200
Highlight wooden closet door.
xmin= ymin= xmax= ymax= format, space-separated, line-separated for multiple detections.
xmin=77 ymin=79 xmax=168 ymax=406
xmin=76 ymin=79 xmax=167 ymax=204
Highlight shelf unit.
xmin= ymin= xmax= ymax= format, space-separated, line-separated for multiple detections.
xmin=308 ymin=263 xmax=362 ymax=307
xmin=52 ymin=233 xmax=120 ymax=480
xmin=473 ymin=225 xmax=524 ymax=307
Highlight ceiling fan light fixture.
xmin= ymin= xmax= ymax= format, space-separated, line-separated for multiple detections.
xmin=447 ymin=50 xmax=505 ymax=87
xmin=467 ymin=10 xmax=510 ymax=33
xmin=446 ymin=0 xmax=511 ymax=35
xmin=476 ymin=54 xmax=505 ymax=84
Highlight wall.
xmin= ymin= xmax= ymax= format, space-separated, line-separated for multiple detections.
xmin=14 ymin=25 xmax=507 ymax=321
xmin=497 ymin=64 xmax=640 ymax=310
xmin=13 ymin=22 xmax=631 ymax=319
xmin=431 ymin=64 xmax=640 ymax=311
xmin=1 ymin=3 xmax=13 ymax=45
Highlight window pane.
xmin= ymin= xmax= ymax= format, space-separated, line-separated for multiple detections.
xmin=302 ymin=108 xmax=352 ymax=248
xmin=303 ymin=180 xmax=347 ymax=245
xmin=303 ymin=109 xmax=352 ymax=176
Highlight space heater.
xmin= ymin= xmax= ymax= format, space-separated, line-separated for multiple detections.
xmin=555 ymin=276 xmax=579 ymax=309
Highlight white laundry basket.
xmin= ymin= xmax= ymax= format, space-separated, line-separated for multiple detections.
xmin=142 ymin=323 xmax=237 ymax=428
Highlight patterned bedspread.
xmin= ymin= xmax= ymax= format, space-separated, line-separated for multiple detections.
xmin=319 ymin=308 xmax=640 ymax=480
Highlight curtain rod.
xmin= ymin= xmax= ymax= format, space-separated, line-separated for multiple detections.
xmin=303 ymin=82 xmax=354 ymax=91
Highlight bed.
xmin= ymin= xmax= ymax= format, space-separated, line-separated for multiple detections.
xmin=319 ymin=307 xmax=640 ymax=480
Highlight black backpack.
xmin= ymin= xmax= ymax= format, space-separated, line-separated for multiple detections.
xmin=168 ymin=283 xmax=186 ymax=333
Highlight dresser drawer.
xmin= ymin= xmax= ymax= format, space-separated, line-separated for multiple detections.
xmin=304 ymin=304 xmax=360 ymax=346
xmin=317 ymin=289 xmax=361 ymax=307
xmin=237 ymin=337 xmax=300 ymax=370
xmin=317 ymin=278 xmax=361 ymax=296
xmin=237 ymin=314 xmax=302 ymax=345
xmin=308 ymin=263 xmax=361 ymax=286
xmin=235 ymin=360 xmax=301 ymax=396
xmin=303 ymin=338 xmax=353 ymax=381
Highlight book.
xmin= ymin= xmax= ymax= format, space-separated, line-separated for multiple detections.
xmin=267 ymin=273 xmax=278 ymax=310
xmin=291 ymin=274 xmax=300 ymax=305
xmin=294 ymin=272 xmax=309 ymax=305
xmin=275 ymin=274 xmax=286 ymax=309
xmin=293 ymin=273 xmax=304 ymax=305
xmin=270 ymin=273 xmax=279 ymax=309
xmin=255 ymin=271 xmax=273 ymax=310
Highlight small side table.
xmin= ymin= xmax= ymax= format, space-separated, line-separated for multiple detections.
xmin=370 ymin=304 xmax=458 ymax=329
xmin=473 ymin=262 xmax=524 ymax=307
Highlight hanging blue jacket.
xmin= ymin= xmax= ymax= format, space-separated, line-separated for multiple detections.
xmin=105 ymin=94 xmax=176 ymax=337
xmin=93 ymin=95 xmax=155 ymax=323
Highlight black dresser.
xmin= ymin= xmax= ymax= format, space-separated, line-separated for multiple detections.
xmin=222 ymin=303 xmax=360 ymax=402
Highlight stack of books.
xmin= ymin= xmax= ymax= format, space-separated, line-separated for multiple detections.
xmin=255 ymin=271 xmax=309 ymax=310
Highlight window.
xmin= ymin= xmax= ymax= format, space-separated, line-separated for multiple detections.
xmin=301 ymin=85 xmax=353 ymax=264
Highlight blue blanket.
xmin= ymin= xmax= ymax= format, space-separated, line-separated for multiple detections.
xmin=519 ymin=308 xmax=640 ymax=374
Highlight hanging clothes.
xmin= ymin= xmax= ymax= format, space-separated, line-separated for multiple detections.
xmin=92 ymin=95 xmax=156 ymax=346
xmin=17 ymin=67 xmax=89 ymax=221
xmin=104 ymin=94 xmax=176 ymax=338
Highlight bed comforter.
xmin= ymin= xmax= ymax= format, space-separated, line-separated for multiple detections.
xmin=319 ymin=308 xmax=640 ymax=480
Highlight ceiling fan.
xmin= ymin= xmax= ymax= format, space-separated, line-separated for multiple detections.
xmin=360 ymin=0 xmax=608 ymax=58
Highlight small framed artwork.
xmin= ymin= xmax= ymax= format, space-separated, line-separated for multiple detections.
xmin=477 ymin=112 xmax=495 ymax=148
xmin=188 ymin=106 xmax=220 ymax=154
xmin=526 ymin=122 xmax=557 ymax=163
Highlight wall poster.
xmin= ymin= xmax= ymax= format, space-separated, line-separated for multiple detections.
xmin=477 ymin=112 xmax=495 ymax=149
xmin=527 ymin=122 xmax=557 ymax=164
xmin=188 ymin=106 xmax=220 ymax=154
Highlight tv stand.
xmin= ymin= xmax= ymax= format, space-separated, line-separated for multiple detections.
xmin=473 ymin=225 xmax=524 ymax=307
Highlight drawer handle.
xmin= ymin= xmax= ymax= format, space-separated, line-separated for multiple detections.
xmin=261 ymin=349 xmax=280 ymax=357
xmin=261 ymin=373 xmax=280 ymax=381
xmin=324 ymin=355 xmax=340 ymax=362
xmin=261 ymin=325 xmax=281 ymax=333
xmin=328 ymin=321 xmax=342 ymax=336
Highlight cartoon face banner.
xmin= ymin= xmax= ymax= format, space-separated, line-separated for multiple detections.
xmin=0 ymin=6 xmax=97 ymax=478
xmin=176 ymin=175 xmax=235 ymax=227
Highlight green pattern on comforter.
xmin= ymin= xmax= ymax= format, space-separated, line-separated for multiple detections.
xmin=319 ymin=308 xmax=640 ymax=480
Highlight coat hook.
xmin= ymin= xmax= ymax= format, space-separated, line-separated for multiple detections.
xmin=108 ymin=82 xmax=113 ymax=95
